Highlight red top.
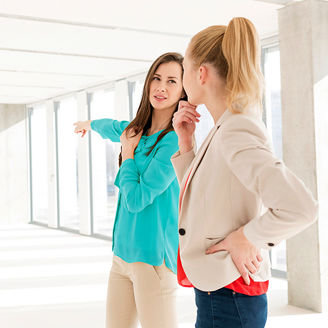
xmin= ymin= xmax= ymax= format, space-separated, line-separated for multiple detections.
xmin=177 ymin=167 xmax=269 ymax=296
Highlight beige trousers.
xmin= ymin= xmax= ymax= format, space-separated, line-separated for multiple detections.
xmin=106 ymin=255 xmax=178 ymax=328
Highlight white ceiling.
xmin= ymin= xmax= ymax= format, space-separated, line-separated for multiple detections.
xmin=0 ymin=0 xmax=284 ymax=105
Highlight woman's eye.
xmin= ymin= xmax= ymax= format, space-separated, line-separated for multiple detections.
xmin=153 ymin=77 xmax=160 ymax=81
xmin=168 ymin=80 xmax=176 ymax=84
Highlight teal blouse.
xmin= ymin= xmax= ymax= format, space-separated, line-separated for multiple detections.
xmin=90 ymin=119 xmax=180 ymax=273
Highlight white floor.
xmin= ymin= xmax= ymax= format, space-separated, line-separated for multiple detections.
xmin=0 ymin=224 xmax=327 ymax=328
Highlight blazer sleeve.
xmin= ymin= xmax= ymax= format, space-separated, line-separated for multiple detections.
xmin=114 ymin=132 xmax=179 ymax=213
xmin=219 ymin=115 xmax=318 ymax=250
xmin=171 ymin=141 xmax=196 ymax=185
xmin=90 ymin=118 xmax=130 ymax=142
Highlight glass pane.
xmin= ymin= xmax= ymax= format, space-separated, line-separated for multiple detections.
xmin=264 ymin=48 xmax=283 ymax=159
xmin=194 ymin=104 xmax=214 ymax=149
xmin=90 ymin=90 xmax=120 ymax=237
xmin=271 ymin=240 xmax=287 ymax=272
xmin=263 ymin=47 xmax=286 ymax=272
xmin=56 ymin=97 xmax=79 ymax=231
xmin=132 ymin=79 xmax=145 ymax=117
xmin=30 ymin=105 xmax=49 ymax=224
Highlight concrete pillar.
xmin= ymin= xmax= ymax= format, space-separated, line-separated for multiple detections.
xmin=45 ymin=100 xmax=59 ymax=229
xmin=278 ymin=0 xmax=328 ymax=312
xmin=76 ymin=92 xmax=92 ymax=235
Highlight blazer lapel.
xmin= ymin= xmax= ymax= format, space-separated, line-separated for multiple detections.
xmin=180 ymin=109 xmax=233 ymax=206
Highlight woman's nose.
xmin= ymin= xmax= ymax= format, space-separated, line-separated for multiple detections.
xmin=156 ymin=84 xmax=166 ymax=92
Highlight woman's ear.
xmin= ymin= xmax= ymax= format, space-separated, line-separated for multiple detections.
xmin=199 ymin=65 xmax=208 ymax=85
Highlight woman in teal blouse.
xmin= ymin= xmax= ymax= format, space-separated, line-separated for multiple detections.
xmin=74 ymin=52 xmax=190 ymax=328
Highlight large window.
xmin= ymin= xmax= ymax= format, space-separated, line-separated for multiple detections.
xmin=56 ymin=97 xmax=80 ymax=231
xmin=263 ymin=46 xmax=283 ymax=159
xmin=29 ymin=105 xmax=48 ymax=225
xmin=263 ymin=46 xmax=286 ymax=274
xmin=89 ymin=90 xmax=120 ymax=237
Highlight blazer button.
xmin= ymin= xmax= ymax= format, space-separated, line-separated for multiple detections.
xmin=179 ymin=228 xmax=186 ymax=236
xmin=268 ymin=242 xmax=275 ymax=247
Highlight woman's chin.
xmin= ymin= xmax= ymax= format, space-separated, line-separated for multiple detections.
xmin=185 ymin=94 xmax=197 ymax=106
xmin=152 ymin=102 xmax=176 ymax=111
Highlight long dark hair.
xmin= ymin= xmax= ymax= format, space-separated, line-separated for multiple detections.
xmin=119 ymin=52 xmax=186 ymax=166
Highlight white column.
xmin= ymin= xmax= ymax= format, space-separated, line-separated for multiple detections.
xmin=278 ymin=0 xmax=328 ymax=312
xmin=46 ymin=100 xmax=58 ymax=228
xmin=76 ymin=91 xmax=92 ymax=235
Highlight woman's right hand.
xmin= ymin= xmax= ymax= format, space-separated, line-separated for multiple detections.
xmin=206 ymin=227 xmax=262 ymax=285
xmin=172 ymin=101 xmax=200 ymax=153
xmin=73 ymin=120 xmax=91 ymax=138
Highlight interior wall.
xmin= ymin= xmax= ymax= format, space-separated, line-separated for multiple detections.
xmin=0 ymin=104 xmax=29 ymax=224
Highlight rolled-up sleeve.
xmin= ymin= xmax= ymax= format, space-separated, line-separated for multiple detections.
xmin=219 ymin=115 xmax=318 ymax=250
xmin=91 ymin=118 xmax=130 ymax=142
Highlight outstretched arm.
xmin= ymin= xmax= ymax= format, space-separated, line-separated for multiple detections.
xmin=74 ymin=119 xmax=130 ymax=142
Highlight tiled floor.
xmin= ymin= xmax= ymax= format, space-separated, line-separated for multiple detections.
xmin=0 ymin=224 xmax=327 ymax=328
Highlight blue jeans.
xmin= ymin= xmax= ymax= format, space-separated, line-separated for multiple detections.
xmin=194 ymin=287 xmax=267 ymax=328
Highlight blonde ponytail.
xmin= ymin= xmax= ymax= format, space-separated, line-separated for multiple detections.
xmin=222 ymin=17 xmax=263 ymax=113
xmin=189 ymin=17 xmax=264 ymax=114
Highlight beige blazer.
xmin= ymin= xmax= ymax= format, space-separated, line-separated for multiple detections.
xmin=171 ymin=109 xmax=318 ymax=292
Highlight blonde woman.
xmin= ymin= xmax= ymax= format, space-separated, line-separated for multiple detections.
xmin=171 ymin=18 xmax=318 ymax=328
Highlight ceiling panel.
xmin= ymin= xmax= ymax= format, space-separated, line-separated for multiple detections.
xmin=0 ymin=17 xmax=189 ymax=60
xmin=0 ymin=50 xmax=151 ymax=76
xmin=0 ymin=0 xmax=282 ymax=36
xmin=0 ymin=0 xmax=283 ymax=104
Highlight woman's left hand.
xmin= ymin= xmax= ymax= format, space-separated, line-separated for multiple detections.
xmin=206 ymin=226 xmax=263 ymax=285
xmin=120 ymin=128 xmax=143 ymax=160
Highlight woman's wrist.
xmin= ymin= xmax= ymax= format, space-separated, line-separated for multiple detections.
xmin=86 ymin=120 xmax=92 ymax=130
xmin=122 ymin=147 xmax=135 ymax=161
xmin=179 ymin=136 xmax=194 ymax=154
